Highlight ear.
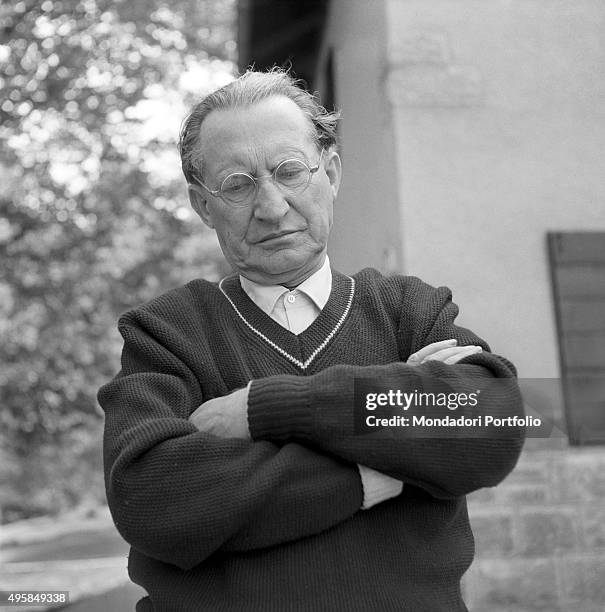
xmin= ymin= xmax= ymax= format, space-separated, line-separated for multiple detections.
xmin=323 ymin=150 xmax=342 ymax=200
xmin=188 ymin=184 xmax=214 ymax=229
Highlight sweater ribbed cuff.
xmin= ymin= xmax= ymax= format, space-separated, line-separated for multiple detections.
xmin=248 ymin=376 xmax=314 ymax=443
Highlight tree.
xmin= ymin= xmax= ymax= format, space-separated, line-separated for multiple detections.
xmin=0 ymin=0 xmax=236 ymax=522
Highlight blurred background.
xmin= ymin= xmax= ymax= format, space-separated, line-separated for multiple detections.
xmin=2 ymin=0 xmax=605 ymax=610
xmin=1 ymin=0 xmax=235 ymax=527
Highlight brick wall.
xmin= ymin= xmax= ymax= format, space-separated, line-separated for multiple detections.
xmin=463 ymin=443 xmax=605 ymax=612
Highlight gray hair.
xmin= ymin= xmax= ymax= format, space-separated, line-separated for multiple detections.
xmin=178 ymin=67 xmax=340 ymax=184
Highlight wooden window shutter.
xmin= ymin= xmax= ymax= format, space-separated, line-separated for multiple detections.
xmin=548 ymin=232 xmax=605 ymax=444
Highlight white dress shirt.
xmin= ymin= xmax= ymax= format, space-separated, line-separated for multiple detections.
xmin=240 ymin=256 xmax=332 ymax=335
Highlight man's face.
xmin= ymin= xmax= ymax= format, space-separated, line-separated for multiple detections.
xmin=188 ymin=95 xmax=341 ymax=286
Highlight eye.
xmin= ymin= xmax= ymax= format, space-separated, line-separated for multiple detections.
xmin=275 ymin=160 xmax=308 ymax=187
xmin=222 ymin=173 xmax=253 ymax=195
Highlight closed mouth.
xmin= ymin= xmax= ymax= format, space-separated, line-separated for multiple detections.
xmin=255 ymin=230 xmax=300 ymax=244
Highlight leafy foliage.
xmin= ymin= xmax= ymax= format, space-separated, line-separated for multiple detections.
xmin=0 ymin=0 xmax=235 ymax=522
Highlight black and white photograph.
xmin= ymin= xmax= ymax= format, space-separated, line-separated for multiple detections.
xmin=1 ymin=1 xmax=604 ymax=611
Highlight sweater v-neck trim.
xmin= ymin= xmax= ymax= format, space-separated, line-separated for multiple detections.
xmin=218 ymin=271 xmax=355 ymax=370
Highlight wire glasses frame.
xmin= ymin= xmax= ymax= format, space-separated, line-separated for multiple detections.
xmin=191 ymin=149 xmax=325 ymax=207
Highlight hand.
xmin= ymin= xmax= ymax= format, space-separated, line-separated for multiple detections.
xmin=189 ymin=386 xmax=250 ymax=439
xmin=407 ymin=339 xmax=482 ymax=366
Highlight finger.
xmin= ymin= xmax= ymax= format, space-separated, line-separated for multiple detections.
xmin=443 ymin=347 xmax=483 ymax=365
xmin=189 ymin=404 xmax=205 ymax=421
xmin=422 ymin=345 xmax=479 ymax=361
xmin=409 ymin=339 xmax=457 ymax=363
xmin=422 ymin=345 xmax=482 ymax=364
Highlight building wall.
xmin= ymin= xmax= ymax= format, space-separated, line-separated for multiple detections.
xmin=317 ymin=0 xmax=403 ymax=276
xmin=318 ymin=2 xmax=605 ymax=610
xmin=384 ymin=0 xmax=605 ymax=377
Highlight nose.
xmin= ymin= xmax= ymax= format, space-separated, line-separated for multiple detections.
xmin=251 ymin=178 xmax=290 ymax=222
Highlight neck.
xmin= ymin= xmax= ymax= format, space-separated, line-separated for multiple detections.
xmin=240 ymin=254 xmax=327 ymax=288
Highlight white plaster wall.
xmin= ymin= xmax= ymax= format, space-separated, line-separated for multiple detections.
xmin=319 ymin=0 xmax=403 ymax=275
xmin=385 ymin=0 xmax=605 ymax=376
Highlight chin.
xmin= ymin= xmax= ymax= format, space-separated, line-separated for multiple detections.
xmin=247 ymin=257 xmax=317 ymax=285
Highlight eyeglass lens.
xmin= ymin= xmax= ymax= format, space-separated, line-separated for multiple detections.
xmin=220 ymin=159 xmax=311 ymax=204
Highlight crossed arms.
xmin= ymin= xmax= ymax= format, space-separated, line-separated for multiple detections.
xmin=99 ymin=280 xmax=524 ymax=570
xmin=188 ymin=339 xmax=483 ymax=508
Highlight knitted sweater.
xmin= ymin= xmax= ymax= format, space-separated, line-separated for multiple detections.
xmin=98 ymin=268 xmax=524 ymax=612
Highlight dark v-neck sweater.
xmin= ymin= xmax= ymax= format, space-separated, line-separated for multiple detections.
xmin=99 ymin=268 xmax=524 ymax=611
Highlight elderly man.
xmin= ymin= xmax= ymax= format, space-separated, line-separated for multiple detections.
xmin=99 ymin=69 xmax=524 ymax=611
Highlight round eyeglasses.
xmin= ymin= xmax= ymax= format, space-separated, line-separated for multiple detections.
xmin=191 ymin=150 xmax=324 ymax=207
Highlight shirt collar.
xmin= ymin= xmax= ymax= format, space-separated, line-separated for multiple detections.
xmin=240 ymin=256 xmax=332 ymax=314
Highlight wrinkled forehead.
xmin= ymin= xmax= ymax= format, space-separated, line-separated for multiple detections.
xmin=197 ymin=96 xmax=318 ymax=169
